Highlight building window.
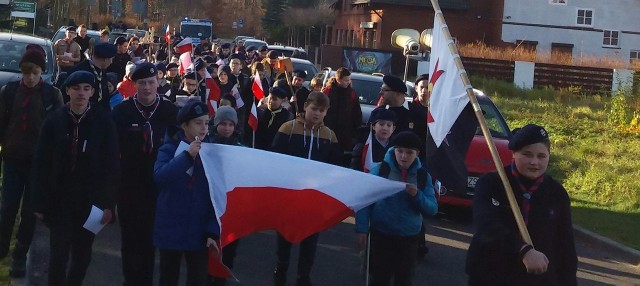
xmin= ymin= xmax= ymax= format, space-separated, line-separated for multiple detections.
xmin=630 ymin=50 xmax=640 ymax=64
xmin=550 ymin=0 xmax=567 ymax=4
xmin=576 ymin=9 xmax=593 ymax=26
xmin=351 ymin=30 xmax=356 ymax=47
xmin=603 ymin=30 xmax=620 ymax=47
xmin=336 ymin=29 xmax=342 ymax=45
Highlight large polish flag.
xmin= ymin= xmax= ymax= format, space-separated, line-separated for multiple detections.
xmin=205 ymin=70 xmax=221 ymax=116
xmin=251 ymin=72 xmax=265 ymax=100
xmin=176 ymin=37 xmax=193 ymax=54
xmin=177 ymin=143 xmax=406 ymax=246
xmin=428 ymin=13 xmax=470 ymax=147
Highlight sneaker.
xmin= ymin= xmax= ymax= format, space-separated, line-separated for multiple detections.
xmin=273 ymin=265 xmax=287 ymax=286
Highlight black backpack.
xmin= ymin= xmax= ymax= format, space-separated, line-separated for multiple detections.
xmin=377 ymin=161 xmax=428 ymax=191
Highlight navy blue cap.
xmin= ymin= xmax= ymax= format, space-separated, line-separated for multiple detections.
xmin=370 ymin=108 xmax=397 ymax=124
xmin=391 ymin=131 xmax=422 ymax=151
xmin=258 ymin=45 xmax=268 ymax=52
xmin=155 ymin=62 xmax=167 ymax=73
xmin=193 ymin=58 xmax=206 ymax=71
xmin=508 ymin=124 xmax=550 ymax=151
xmin=203 ymin=55 xmax=216 ymax=63
xmin=177 ymin=100 xmax=209 ymax=124
xmin=269 ymin=87 xmax=288 ymax=99
xmin=229 ymin=53 xmax=245 ymax=61
xmin=131 ymin=62 xmax=158 ymax=81
xmin=93 ymin=42 xmax=117 ymax=58
xmin=220 ymin=43 xmax=231 ymax=49
xmin=155 ymin=49 xmax=168 ymax=61
xmin=106 ymin=72 xmax=119 ymax=88
xmin=382 ymin=75 xmax=407 ymax=93
xmin=166 ymin=62 xmax=179 ymax=70
xmin=64 ymin=71 xmax=95 ymax=87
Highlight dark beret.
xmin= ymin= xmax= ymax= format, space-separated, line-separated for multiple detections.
xmin=221 ymin=43 xmax=231 ymax=49
xmin=93 ymin=42 xmax=117 ymax=58
xmin=203 ymin=55 xmax=216 ymax=63
xmin=292 ymin=70 xmax=307 ymax=79
xmin=383 ymin=75 xmax=407 ymax=93
xmin=246 ymin=46 xmax=256 ymax=52
xmin=370 ymin=108 xmax=397 ymax=124
xmin=115 ymin=36 xmax=127 ymax=45
xmin=183 ymin=70 xmax=200 ymax=81
xmin=258 ymin=45 xmax=268 ymax=52
xmin=64 ymin=71 xmax=95 ymax=87
xmin=415 ymin=74 xmax=429 ymax=86
xmin=193 ymin=58 xmax=206 ymax=71
xmin=131 ymin=62 xmax=158 ymax=81
xmin=269 ymin=87 xmax=288 ymax=99
xmin=66 ymin=26 xmax=77 ymax=32
xmin=508 ymin=124 xmax=550 ymax=151
xmin=177 ymin=100 xmax=209 ymax=124
xmin=155 ymin=50 xmax=168 ymax=61
xmin=155 ymin=62 xmax=167 ymax=73
xmin=229 ymin=53 xmax=245 ymax=61
xmin=166 ymin=62 xmax=179 ymax=70
xmin=267 ymin=50 xmax=279 ymax=59
xmin=218 ymin=65 xmax=231 ymax=78
xmin=391 ymin=131 xmax=422 ymax=151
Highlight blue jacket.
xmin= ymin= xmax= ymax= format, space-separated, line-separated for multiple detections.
xmin=153 ymin=127 xmax=220 ymax=251
xmin=355 ymin=147 xmax=438 ymax=236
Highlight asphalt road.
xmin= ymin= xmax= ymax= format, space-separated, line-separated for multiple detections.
xmin=14 ymin=208 xmax=640 ymax=286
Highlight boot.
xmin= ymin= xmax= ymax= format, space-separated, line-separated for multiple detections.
xmin=273 ymin=264 xmax=287 ymax=286
xmin=0 ymin=206 xmax=19 ymax=259
xmin=10 ymin=241 xmax=28 ymax=278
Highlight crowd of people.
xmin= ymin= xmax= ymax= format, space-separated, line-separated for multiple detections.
xmin=0 ymin=23 xmax=578 ymax=286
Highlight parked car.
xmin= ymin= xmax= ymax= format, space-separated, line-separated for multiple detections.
xmin=0 ymin=33 xmax=59 ymax=88
xmin=268 ymin=45 xmax=308 ymax=60
xmin=125 ymin=29 xmax=149 ymax=39
xmin=243 ymin=39 xmax=268 ymax=50
xmin=290 ymin=58 xmax=318 ymax=85
xmin=317 ymin=68 xmax=512 ymax=207
xmin=52 ymin=26 xmax=101 ymax=44
xmin=233 ymin=35 xmax=254 ymax=45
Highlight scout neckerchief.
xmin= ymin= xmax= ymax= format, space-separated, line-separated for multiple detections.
xmin=133 ymin=94 xmax=160 ymax=154
xmin=267 ymin=106 xmax=282 ymax=127
xmin=18 ymin=79 xmax=43 ymax=131
xmin=510 ymin=162 xmax=545 ymax=226
xmin=68 ymin=104 xmax=91 ymax=172
xmin=89 ymin=61 xmax=103 ymax=102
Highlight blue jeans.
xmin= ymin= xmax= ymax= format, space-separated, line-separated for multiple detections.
xmin=0 ymin=162 xmax=36 ymax=253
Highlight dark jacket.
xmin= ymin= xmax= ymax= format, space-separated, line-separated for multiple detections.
xmin=355 ymin=147 xmax=437 ymax=236
xmin=372 ymin=104 xmax=426 ymax=159
xmin=0 ymin=81 xmax=63 ymax=167
xmin=350 ymin=135 xmax=390 ymax=172
xmin=108 ymin=52 xmax=132 ymax=83
xmin=322 ymin=81 xmax=363 ymax=151
xmin=112 ymin=97 xmax=178 ymax=204
xmin=153 ymin=127 xmax=219 ymax=251
xmin=31 ymin=105 xmax=120 ymax=220
xmin=466 ymin=166 xmax=578 ymax=286
xmin=255 ymin=106 xmax=292 ymax=151
xmin=272 ymin=116 xmax=342 ymax=165
xmin=69 ymin=60 xmax=112 ymax=110
xmin=157 ymin=80 xmax=172 ymax=98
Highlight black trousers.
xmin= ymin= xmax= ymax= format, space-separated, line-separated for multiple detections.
xmin=276 ymin=232 xmax=320 ymax=279
xmin=0 ymin=162 xmax=36 ymax=257
xmin=369 ymin=231 xmax=420 ymax=286
xmin=119 ymin=199 xmax=156 ymax=286
xmin=159 ymin=248 xmax=209 ymax=286
xmin=48 ymin=211 xmax=96 ymax=286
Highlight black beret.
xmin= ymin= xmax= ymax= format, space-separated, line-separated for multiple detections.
xmin=193 ymin=58 xmax=206 ymax=71
xmin=203 ymin=55 xmax=216 ymax=63
xmin=64 ymin=71 xmax=95 ymax=87
xmin=258 ymin=45 xmax=268 ymax=52
xmin=391 ymin=131 xmax=422 ymax=151
xmin=183 ymin=70 xmax=200 ymax=80
xmin=177 ymin=100 xmax=209 ymax=124
xmin=221 ymin=43 xmax=231 ymax=49
xmin=508 ymin=124 xmax=550 ymax=151
xmin=269 ymin=87 xmax=288 ymax=99
xmin=166 ymin=62 xmax=179 ymax=70
xmin=382 ymin=75 xmax=407 ymax=93
xmin=115 ymin=36 xmax=127 ymax=45
xmin=131 ymin=62 xmax=158 ymax=81
xmin=267 ymin=50 xmax=279 ymax=59
xmin=155 ymin=50 xmax=168 ymax=61
xmin=415 ymin=74 xmax=429 ymax=86
xmin=292 ymin=70 xmax=307 ymax=79
xmin=246 ymin=46 xmax=257 ymax=52
xmin=155 ymin=62 xmax=167 ymax=73
xmin=93 ymin=42 xmax=117 ymax=58
xmin=66 ymin=26 xmax=77 ymax=32
xmin=370 ymin=108 xmax=397 ymax=124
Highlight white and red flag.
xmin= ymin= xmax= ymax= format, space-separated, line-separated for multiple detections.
xmin=230 ymin=85 xmax=244 ymax=109
xmin=427 ymin=15 xmax=470 ymax=147
xmin=248 ymin=102 xmax=258 ymax=132
xmin=176 ymin=37 xmax=193 ymax=54
xmin=165 ymin=25 xmax=171 ymax=44
xmin=361 ymin=129 xmax=374 ymax=173
xmin=205 ymin=70 xmax=221 ymax=117
xmin=251 ymin=72 xmax=265 ymax=100
xmin=178 ymin=52 xmax=192 ymax=75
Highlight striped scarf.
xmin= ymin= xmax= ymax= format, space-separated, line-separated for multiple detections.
xmin=510 ymin=162 xmax=545 ymax=226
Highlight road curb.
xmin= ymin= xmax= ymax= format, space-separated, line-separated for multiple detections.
xmin=573 ymin=224 xmax=640 ymax=268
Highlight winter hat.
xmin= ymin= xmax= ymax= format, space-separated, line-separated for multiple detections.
xmin=220 ymin=43 xmax=231 ymax=49
xmin=218 ymin=65 xmax=231 ymax=78
xmin=177 ymin=100 xmax=209 ymax=124
xmin=269 ymin=87 xmax=288 ymax=99
xmin=155 ymin=62 xmax=167 ymax=74
xmin=125 ymin=61 xmax=136 ymax=77
xmin=193 ymin=58 xmax=206 ymax=71
xmin=19 ymin=46 xmax=46 ymax=70
xmin=93 ymin=42 xmax=117 ymax=58
xmin=391 ymin=131 xmax=422 ymax=151
xmin=382 ymin=75 xmax=407 ymax=93
xmin=105 ymin=72 xmax=119 ymax=89
xmin=508 ymin=124 xmax=550 ymax=151
xmin=214 ymin=105 xmax=238 ymax=126
xmin=155 ymin=50 xmax=168 ymax=61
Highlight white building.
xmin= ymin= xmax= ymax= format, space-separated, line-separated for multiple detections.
xmin=502 ymin=0 xmax=640 ymax=65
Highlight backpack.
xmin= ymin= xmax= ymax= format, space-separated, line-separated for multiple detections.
xmin=377 ymin=161 xmax=428 ymax=191
xmin=0 ymin=81 xmax=59 ymax=142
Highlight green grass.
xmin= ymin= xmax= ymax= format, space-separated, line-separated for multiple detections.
xmin=471 ymin=76 xmax=640 ymax=250
xmin=0 ymin=177 xmax=10 ymax=284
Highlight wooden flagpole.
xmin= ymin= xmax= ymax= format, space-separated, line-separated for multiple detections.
xmin=429 ymin=0 xmax=533 ymax=246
